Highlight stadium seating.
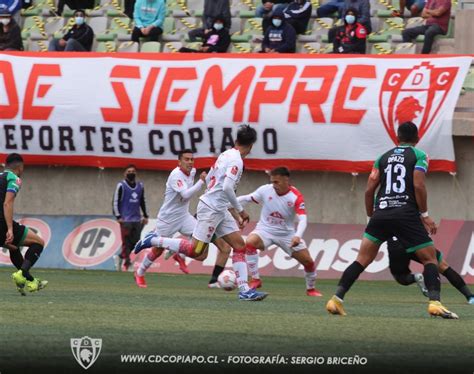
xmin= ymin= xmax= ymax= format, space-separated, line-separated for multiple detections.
xmin=16 ymin=0 xmax=463 ymax=60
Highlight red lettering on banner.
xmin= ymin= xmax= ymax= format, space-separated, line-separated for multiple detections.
xmin=331 ymin=65 xmax=376 ymax=125
xmin=23 ymin=64 xmax=61 ymax=121
xmin=249 ymin=66 xmax=297 ymax=123
xmin=0 ymin=61 xmax=19 ymax=119
xmin=138 ymin=67 xmax=160 ymax=124
xmin=155 ymin=67 xmax=197 ymax=125
xmin=194 ymin=65 xmax=256 ymax=123
xmin=288 ymin=66 xmax=338 ymax=123
xmin=101 ymin=65 xmax=141 ymax=123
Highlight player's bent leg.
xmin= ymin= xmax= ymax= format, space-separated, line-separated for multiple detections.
xmin=414 ymin=245 xmax=458 ymax=318
xmin=208 ymin=238 xmax=231 ymax=287
xmin=222 ymin=231 xmax=268 ymax=301
xmin=439 ymin=259 xmax=474 ymax=303
xmin=245 ymin=233 xmax=265 ymax=289
xmin=135 ymin=247 xmax=163 ymax=288
xmin=292 ymin=249 xmax=322 ymax=297
xmin=327 ymin=237 xmax=381 ymax=315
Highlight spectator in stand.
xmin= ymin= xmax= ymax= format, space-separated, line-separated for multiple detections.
xmin=180 ymin=15 xmax=230 ymax=53
xmin=48 ymin=9 xmax=94 ymax=51
xmin=56 ymin=0 xmax=95 ymax=16
xmin=261 ymin=8 xmax=296 ymax=53
xmin=256 ymin=0 xmax=291 ymax=18
xmin=392 ymin=0 xmax=424 ymax=17
xmin=328 ymin=0 xmax=371 ymax=42
xmin=0 ymin=5 xmax=22 ymax=51
xmin=402 ymin=0 xmax=451 ymax=54
xmin=316 ymin=0 xmax=344 ymax=18
xmin=283 ymin=0 xmax=312 ymax=35
xmin=332 ymin=8 xmax=367 ymax=54
xmin=188 ymin=0 xmax=231 ymax=42
xmin=131 ymin=0 xmax=165 ymax=43
xmin=340 ymin=0 xmax=371 ymax=33
xmin=1 ymin=0 xmax=20 ymax=24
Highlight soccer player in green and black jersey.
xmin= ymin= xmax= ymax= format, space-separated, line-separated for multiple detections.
xmin=1 ymin=153 xmax=48 ymax=295
xmin=326 ymin=122 xmax=458 ymax=319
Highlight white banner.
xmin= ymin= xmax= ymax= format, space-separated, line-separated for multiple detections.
xmin=0 ymin=53 xmax=471 ymax=172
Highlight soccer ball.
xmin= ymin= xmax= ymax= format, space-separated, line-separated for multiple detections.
xmin=217 ymin=270 xmax=237 ymax=291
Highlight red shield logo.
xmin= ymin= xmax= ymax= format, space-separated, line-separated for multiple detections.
xmin=379 ymin=62 xmax=459 ymax=144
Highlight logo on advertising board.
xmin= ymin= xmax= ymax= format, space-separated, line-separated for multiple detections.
xmin=379 ymin=62 xmax=459 ymax=144
xmin=0 ymin=218 xmax=51 ymax=265
xmin=62 ymin=219 xmax=121 ymax=267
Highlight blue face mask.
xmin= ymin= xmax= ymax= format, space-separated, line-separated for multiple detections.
xmin=345 ymin=15 xmax=356 ymax=24
xmin=214 ymin=23 xmax=223 ymax=30
xmin=75 ymin=16 xmax=85 ymax=25
xmin=272 ymin=18 xmax=282 ymax=27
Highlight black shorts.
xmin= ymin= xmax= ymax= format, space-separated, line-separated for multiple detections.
xmin=387 ymin=238 xmax=442 ymax=275
xmin=364 ymin=214 xmax=433 ymax=253
xmin=0 ymin=220 xmax=28 ymax=248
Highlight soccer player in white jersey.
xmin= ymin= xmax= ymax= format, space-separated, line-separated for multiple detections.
xmin=134 ymin=125 xmax=267 ymax=301
xmin=238 ymin=167 xmax=322 ymax=297
xmin=133 ymin=149 xmax=207 ymax=288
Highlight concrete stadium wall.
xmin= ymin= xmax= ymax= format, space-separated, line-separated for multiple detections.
xmin=12 ymin=136 xmax=474 ymax=224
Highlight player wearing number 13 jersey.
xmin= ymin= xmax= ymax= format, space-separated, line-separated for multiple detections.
xmin=326 ymin=122 xmax=458 ymax=319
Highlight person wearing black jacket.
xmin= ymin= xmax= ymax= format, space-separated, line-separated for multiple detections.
xmin=283 ymin=0 xmax=312 ymax=35
xmin=332 ymin=8 xmax=367 ymax=54
xmin=180 ymin=16 xmax=230 ymax=53
xmin=48 ymin=9 xmax=94 ymax=51
xmin=188 ymin=0 xmax=231 ymax=41
xmin=0 ymin=5 xmax=22 ymax=51
xmin=261 ymin=8 xmax=296 ymax=53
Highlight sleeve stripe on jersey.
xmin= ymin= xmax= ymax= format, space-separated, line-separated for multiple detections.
xmin=251 ymin=196 xmax=259 ymax=204
xmin=415 ymin=166 xmax=427 ymax=173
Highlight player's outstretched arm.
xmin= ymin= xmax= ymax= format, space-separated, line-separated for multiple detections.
xmin=222 ymin=176 xmax=244 ymax=213
xmin=237 ymin=194 xmax=257 ymax=207
xmin=3 ymin=192 xmax=15 ymax=244
xmin=414 ymin=170 xmax=437 ymax=235
xmin=365 ymin=168 xmax=380 ymax=218
xmin=178 ymin=173 xmax=206 ymax=200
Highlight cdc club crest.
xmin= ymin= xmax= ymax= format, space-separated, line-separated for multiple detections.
xmin=71 ymin=336 xmax=102 ymax=370
xmin=379 ymin=61 xmax=459 ymax=144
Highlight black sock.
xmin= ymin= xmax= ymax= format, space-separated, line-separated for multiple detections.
xmin=209 ymin=265 xmax=225 ymax=284
xmin=21 ymin=243 xmax=43 ymax=281
xmin=423 ymin=263 xmax=440 ymax=301
xmin=335 ymin=261 xmax=365 ymax=300
xmin=442 ymin=267 xmax=473 ymax=300
xmin=9 ymin=249 xmax=24 ymax=270
xmin=393 ymin=273 xmax=416 ymax=286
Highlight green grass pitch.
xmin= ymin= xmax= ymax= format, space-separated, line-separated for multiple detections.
xmin=0 ymin=268 xmax=473 ymax=374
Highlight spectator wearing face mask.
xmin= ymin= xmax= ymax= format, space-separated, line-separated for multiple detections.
xmin=188 ymin=0 xmax=231 ymax=42
xmin=48 ymin=9 xmax=94 ymax=51
xmin=340 ymin=0 xmax=371 ymax=33
xmin=112 ymin=165 xmax=149 ymax=272
xmin=180 ymin=15 xmax=230 ymax=53
xmin=332 ymin=8 xmax=367 ymax=54
xmin=261 ymin=8 xmax=296 ymax=53
xmin=0 ymin=5 xmax=22 ymax=51
xmin=283 ymin=0 xmax=312 ymax=35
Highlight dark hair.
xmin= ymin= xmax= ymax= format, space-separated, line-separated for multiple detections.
xmin=397 ymin=122 xmax=419 ymax=143
xmin=74 ymin=9 xmax=86 ymax=15
xmin=5 ymin=153 xmax=23 ymax=168
xmin=125 ymin=164 xmax=136 ymax=170
xmin=236 ymin=124 xmax=257 ymax=146
xmin=270 ymin=166 xmax=290 ymax=177
xmin=178 ymin=149 xmax=194 ymax=160
xmin=345 ymin=7 xmax=358 ymax=16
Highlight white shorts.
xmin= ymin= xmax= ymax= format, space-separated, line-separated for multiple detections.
xmin=251 ymin=228 xmax=307 ymax=255
xmin=154 ymin=214 xmax=196 ymax=238
xmin=193 ymin=201 xmax=239 ymax=243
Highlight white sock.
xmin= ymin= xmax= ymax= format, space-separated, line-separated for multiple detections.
xmin=246 ymin=254 xmax=260 ymax=280
xmin=305 ymin=270 xmax=317 ymax=290
xmin=232 ymin=252 xmax=249 ymax=292
xmin=137 ymin=252 xmax=156 ymax=277
xmin=150 ymin=237 xmax=183 ymax=253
